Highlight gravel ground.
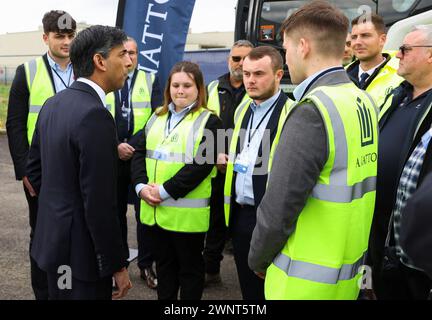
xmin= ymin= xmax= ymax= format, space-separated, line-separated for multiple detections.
xmin=0 ymin=132 xmax=242 ymax=300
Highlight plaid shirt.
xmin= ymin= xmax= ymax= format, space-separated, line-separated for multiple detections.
xmin=393 ymin=128 xmax=432 ymax=270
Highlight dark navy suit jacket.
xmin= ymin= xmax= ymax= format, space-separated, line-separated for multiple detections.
xmin=27 ymin=81 xmax=127 ymax=281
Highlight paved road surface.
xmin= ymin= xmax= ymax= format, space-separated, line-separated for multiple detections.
xmin=0 ymin=133 xmax=242 ymax=300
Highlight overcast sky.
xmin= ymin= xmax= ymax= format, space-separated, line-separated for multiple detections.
xmin=0 ymin=0 xmax=237 ymax=35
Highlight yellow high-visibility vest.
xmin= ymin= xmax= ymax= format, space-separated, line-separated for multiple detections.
xmin=141 ymin=107 xmax=216 ymax=232
xmin=24 ymin=57 xmax=55 ymax=143
xmin=265 ymin=83 xmax=378 ymax=300
xmin=106 ymin=70 xmax=154 ymax=135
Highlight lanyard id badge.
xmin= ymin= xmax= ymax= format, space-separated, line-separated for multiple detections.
xmin=153 ymin=144 xmax=169 ymax=161
xmin=234 ymin=149 xmax=250 ymax=174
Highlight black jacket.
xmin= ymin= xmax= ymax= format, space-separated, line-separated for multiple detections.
xmin=368 ymin=82 xmax=432 ymax=272
xmin=6 ymin=54 xmax=56 ymax=180
xmin=27 ymin=81 xmax=127 ymax=281
xmin=346 ymin=53 xmax=392 ymax=90
xmin=400 ymin=172 xmax=432 ymax=279
xmin=131 ymin=111 xmax=222 ymax=200
xmin=209 ymin=73 xmax=247 ymax=131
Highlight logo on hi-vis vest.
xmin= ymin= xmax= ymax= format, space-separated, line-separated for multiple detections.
xmin=140 ymin=87 xmax=145 ymax=95
xmin=356 ymin=97 xmax=374 ymax=147
xmin=171 ymin=133 xmax=179 ymax=143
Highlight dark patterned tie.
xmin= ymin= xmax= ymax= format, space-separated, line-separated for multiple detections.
xmin=359 ymin=72 xmax=369 ymax=89
xmin=118 ymin=77 xmax=130 ymax=142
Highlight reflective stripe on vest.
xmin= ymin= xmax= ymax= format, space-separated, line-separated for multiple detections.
xmin=27 ymin=59 xmax=37 ymax=88
xmin=145 ymin=112 xmax=158 ymax=137
xmin=159 ymin=197 xmax=210 ymax=208
xmin=309 ymin=90 xmax=377 ymax=203
xmin=312 ymin=176 xmax=377 ymax=203
xmin=224 ymin=195 xmax=231 ymax=206
xmin=207 ymin=80 xmax=220 ymax=115
xmin=273 ymin=252 xmax=365 ymax=284
xmin=29 ymin=105 xmax=43 ymax=113
xmin=233 ymin=98 xmax=251 ymax=125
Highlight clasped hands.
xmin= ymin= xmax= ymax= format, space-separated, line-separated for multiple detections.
xmin=139 ymin=183 xmax=162 ymax=206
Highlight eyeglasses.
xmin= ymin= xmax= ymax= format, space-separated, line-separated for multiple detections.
xmin=399 ymin=44 xmax=432 ymax=56
xmin=231 ymin=56 xmax=246 ymax=62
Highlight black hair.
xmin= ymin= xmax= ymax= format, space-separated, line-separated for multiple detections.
xmin=70 ymin=25 xmax=127 ymax=78
xmin=42 ymin=10 xmax=76 ymax=34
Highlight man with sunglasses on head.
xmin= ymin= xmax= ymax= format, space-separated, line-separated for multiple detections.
xmin=347 ymin=13 xmax=403 ymax=108
xmin=204 ymin=40 xmax=254 ymax=286
xmin=6 ymin=10 xmax=77 ymax=300
xmin=368 ymin=25 xmax=432 ymax=300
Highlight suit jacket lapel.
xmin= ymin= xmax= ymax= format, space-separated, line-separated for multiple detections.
xmin=264 ymin=92 xmax=287 ymax=138
xmin=70 ymin=81 xmax=105 ymax=107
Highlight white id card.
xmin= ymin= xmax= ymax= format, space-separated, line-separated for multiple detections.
xmin=234 ymin=151 xmax=250 ymax=174
xmin=153 ymin=145 xmax=169 ymax=161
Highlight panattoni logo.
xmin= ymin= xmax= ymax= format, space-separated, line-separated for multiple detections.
xmin=356 ymin=97 xmax=374 ymax=147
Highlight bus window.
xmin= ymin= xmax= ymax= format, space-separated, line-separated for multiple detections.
xmin=258 ymin=0 xmax=376 ymax=47
xmin=257 ymin=0 xmax=431 ymax=48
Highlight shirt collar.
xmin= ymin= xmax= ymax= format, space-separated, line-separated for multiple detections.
xmin=293 ymin=66 xmax=342 ymax=101
xmin=47 ymin=52 xmax=72 ymax=72
xmin=77 ymin=78 xmax=106 ymax=106
xmin=250 ymin=90 xmax=281 ymax=112
xmin=358 ymin=57 xmax=386 ymax=79
xmin=168 ymin=101 xmax=196 ymax=115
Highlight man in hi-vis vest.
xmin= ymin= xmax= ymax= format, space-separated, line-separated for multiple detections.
xmin=222 ymin=46 xmax=294 ymax=300
xmin=105 ymin=37 xmax=162 ymax=289
xmin=346 ymin=13 xmax=403 ymax=109
xmin=248 ymin=1 xmax=378 ymax=300
xmin=204 ymin=39 xmax=253 ymax=286
xmin=6 ymin=10 xmax=77 ymax=300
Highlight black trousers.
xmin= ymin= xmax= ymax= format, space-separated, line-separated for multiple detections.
xmin=117 ymin=159 xmax=154 ymax=268
xmin=203 ymin=173 xmax=227 ymax=274
xmin=230 ymin=204 xmax=265 ymax=300
xmin=24 ymin=185 xmax=48 ymax=300
xmin=134 ymin=200 xmax=155 ymax=269
xmin=375 ymin=258 xmax=432 ymax=300
xmin=117 ymin=160 xmax=132 ymax=260
xmin=46 ymin=272 xmax=112 ymax=300
xmin=152 ymin=225 xmax=206 ymax=300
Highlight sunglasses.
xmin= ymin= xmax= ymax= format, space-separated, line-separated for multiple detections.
xmin=231 ymin=56 xmax=246 ymax=62
xmin=399 ymin=44 xmax=432 ymax=56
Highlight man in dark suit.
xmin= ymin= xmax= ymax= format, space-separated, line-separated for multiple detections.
xmin=26 ymin=25 xmax=133 ymax=300
xmin=6 ymin=10 xmax=77 ymax=300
